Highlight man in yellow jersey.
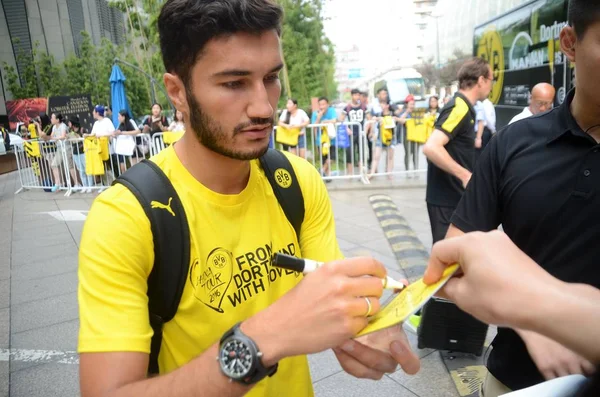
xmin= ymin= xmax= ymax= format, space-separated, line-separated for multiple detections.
xmin=77 ymin=1 xmax=420 ymax=396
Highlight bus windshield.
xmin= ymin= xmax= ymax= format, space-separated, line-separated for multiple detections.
xmin=387 ymin=78 xmax=425 ymax=102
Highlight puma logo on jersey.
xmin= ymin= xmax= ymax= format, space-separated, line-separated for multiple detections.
xmin=151 ymin=197 xmax=175 ymax=217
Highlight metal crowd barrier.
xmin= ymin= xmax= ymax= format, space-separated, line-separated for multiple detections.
xmin=359 ymin=119 xmax=429 ymax=183
xmin=14 ymin=139 xmax=72 ymax=196
xmin=272 ymin=120 xmax=428 ymax=184
xmin=150 ymin=131 xmax=184 ymax=157
xmin=14 ymin=133 xmax=153 ymax=196
xmin=13 ymin=119 xmax=430 ymax=195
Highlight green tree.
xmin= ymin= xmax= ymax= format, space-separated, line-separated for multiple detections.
xmin=279 ymin=0 xmax=337 ymax=109
xmin=2 ymin=39 xmax=40 ymax=98
xmin=2 ymin=29 xmax=150 ymax=120
xmin=36 ymin=51 xmax=65 ymax=97
xmin=109 ymin=0 xmax=337 ymax=112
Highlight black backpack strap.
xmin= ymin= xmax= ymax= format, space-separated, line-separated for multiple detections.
xmin=259 ymin=149 xmax=305 ymax=239
xmin=112 ymin=159 xmax=190 ymax=375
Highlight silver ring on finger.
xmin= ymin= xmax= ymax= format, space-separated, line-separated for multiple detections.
xmin=364 ymin=297 xmax=372 ymax=317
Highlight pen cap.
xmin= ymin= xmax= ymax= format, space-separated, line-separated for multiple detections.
xmin=271 ymin=253 xmax=305 ymax=273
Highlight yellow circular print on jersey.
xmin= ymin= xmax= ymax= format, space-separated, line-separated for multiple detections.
xmin=274 ymin=168 xmax=292 ymax=188
xmin=477 ymin=28 xmax=504 ymax=104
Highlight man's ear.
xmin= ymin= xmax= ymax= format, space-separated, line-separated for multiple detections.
xmin=164 ymin=73 xmax=189 ymax=115
xmin=560 ymin=26 xmax=577 ymax=63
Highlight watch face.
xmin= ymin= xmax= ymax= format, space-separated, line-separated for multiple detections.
xmin=219 ymin=337 xmax=255 ymax=380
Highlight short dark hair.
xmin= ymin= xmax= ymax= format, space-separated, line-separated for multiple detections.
xmin=568 ymin=0 xmax=600 ymax=39
xmin=158 ymin=0 xmax=283 ymax=85
xmin=351 ymin=88 xmax=360 ymax=95
xmin=458 ymin=57 xmax=490 ymax=90
xmin=318 ymin=97 xmax=329 ymax=103
xmin=377 ymin=87 xmax=388 ymax=94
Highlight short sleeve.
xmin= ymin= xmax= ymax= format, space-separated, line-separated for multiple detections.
xmin=450 ymin=134 xmax=502 ymax=232
xmin=475 ymin=103 xmax=485 ymax=123
xmin=326 ymin=108 xmax=338 ymax=121
xmin=287 ymin=153 xmax=343 ymax=262
xmin=126 ymin=120 xmax=136 ymax=131
xmin=435 ymin=101 xmax=469 ymax=139
xmin=300 ymin=110 xmax=310 ymax=123
xmin=78 ymin=185 xmax=154 ymax=354
xmin=105 ymin=119 xmax=116 ymax=135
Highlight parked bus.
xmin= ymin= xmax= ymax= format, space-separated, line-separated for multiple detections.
xmin=367 ymin=68 xmax=427 ymax=109
xmin=474 ymin=0 xmax=572 ymax=129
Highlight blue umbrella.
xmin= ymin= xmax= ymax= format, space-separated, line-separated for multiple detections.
xmin=110 ymin=64 xmax=133 ymax=128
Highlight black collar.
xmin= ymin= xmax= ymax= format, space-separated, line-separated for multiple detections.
xmin=546 ymin=89 xmax=594 ymax=145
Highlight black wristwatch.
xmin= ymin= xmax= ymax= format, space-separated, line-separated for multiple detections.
xmin=217 ymin=322 xmax=278 ymax=385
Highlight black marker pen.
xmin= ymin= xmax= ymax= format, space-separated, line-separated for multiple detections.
xmin=272 ymin=253 xmax=405 ymax=290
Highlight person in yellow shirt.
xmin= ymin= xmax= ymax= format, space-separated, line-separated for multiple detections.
xmin=77 ymin=1 xmax=420 ymax=397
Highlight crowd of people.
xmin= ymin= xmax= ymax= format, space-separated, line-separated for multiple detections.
xmin=11 ymin=102 xmax=185 ymax=193
xmin=5 ymin=0 xmax=588 ymax=397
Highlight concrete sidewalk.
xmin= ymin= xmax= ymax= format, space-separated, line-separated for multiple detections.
xmin=0 ymin=169 xmax=460 ymax=397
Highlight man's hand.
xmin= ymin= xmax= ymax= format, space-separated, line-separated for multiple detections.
xmin=519 ymin=330 xmax=596 ymax=380
xmin=474 ymin=137 xmax=482 ymax=149
xmin=423 ymin=231 xmax=562 ymax=327
xmin=242 ymin=257 xmax=387 ymax=365
xmin=333 ymin=325 xmax=420 ymax=380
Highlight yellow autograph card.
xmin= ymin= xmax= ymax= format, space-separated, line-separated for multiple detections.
xmin=355 ymin=264 xmax=460 ymax=337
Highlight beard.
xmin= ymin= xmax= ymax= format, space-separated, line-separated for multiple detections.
xmin=186 ymin=89 xmax=272 ymax=161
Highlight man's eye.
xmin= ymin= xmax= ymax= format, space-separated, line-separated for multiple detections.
xmin=223 ymin=81 xmax=243 ymax=89
xmin=265 ymin=74 xmax=280 ymax=83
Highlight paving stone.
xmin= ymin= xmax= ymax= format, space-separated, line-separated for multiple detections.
xmin=0 ymin=308 xmax=8 ymax=349
xmin=0 ymin=279 xmax=8 ymax=310
xmin=10 ymin=363 xmax=79 ymax=397
xmin=10 ymin=253 xmax=78 ymax=280
xmin=0 ymin=361 xmax=8 ymax=397
xmin=308 ymin=349 xmax=343 ymax=383
xmin=10 ymin=271 xmax=78 ymax=305
xmin=389 ymin=352 xmax=459 ymax=397
xmin=11 ymin=318 xmax=78 ymax=352
xmin=11 ymin=292 xmax=78 ymax=333
xmin=11 ymin=245 xmax=77 ymax=267
xmin=314 ymin=370 xmax=417 ymax=397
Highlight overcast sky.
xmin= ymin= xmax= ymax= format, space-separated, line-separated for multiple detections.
xmin=322 ymin=0 xmax=420 ymax=68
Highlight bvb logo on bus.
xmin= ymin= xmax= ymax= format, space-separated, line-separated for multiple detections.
xmin=477 ymin=28 xmax=504 ymax=104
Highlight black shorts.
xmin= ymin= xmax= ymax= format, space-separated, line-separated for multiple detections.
xmin=427 ymin=204 xmax=456 ymax=244
xmin=345 ymin=137 xmax=360 ymax=165
xmin=322 ymin=147 xmax=337 ymax=164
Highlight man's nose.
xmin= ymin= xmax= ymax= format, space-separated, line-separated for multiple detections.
xmin=247 ymin=82 xmax=274 ymax=120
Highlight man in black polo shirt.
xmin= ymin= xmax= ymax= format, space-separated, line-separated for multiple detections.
xmin=447 ymin=1 xmax=600 ymax=395
xmin=422 ymin=57 xmax=493 ymax=243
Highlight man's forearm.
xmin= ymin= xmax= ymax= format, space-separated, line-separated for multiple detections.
xmin=103 ymin=315 xmax=285 ymax=397
xmin=424 ymin=144 xmax=470 ymax=181
xmin=476 ymin=122 xmax=484 ymax=140
xmin=518 ymin=282 xmax=600 ymax=363
xmin=109 ymin=343 xmax=254 ymax=397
